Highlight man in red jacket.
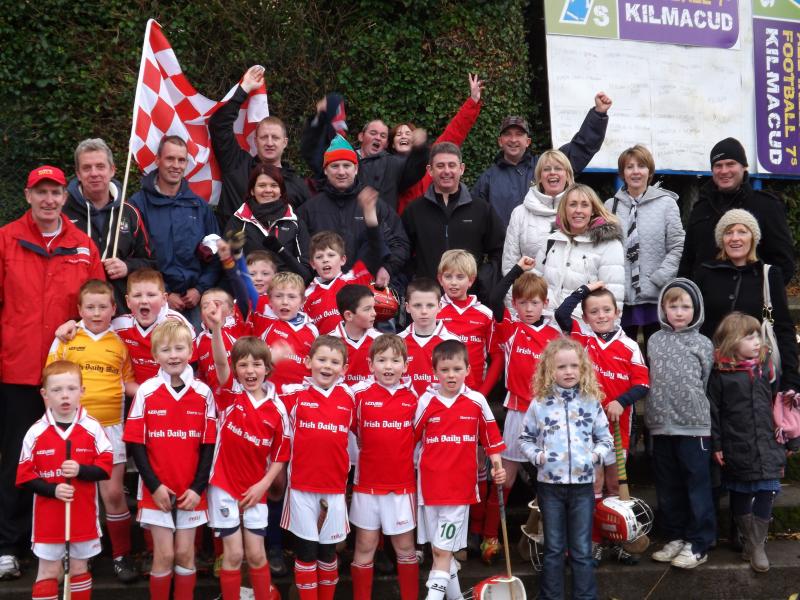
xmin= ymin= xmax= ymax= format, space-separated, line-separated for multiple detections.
xmin=0 ymin=166 xmax=104 ymax=579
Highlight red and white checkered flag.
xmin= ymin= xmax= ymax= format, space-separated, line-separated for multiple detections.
xmin=129 ymin=19 xmax=268 ymax=204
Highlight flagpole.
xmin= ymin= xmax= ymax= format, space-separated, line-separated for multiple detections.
xmin=113 ymin=19 xmax=157 ymax=258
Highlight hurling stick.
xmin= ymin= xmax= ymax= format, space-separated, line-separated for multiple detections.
xmin=63 ymin=440 xmax=72 ymax=600
xmin=614 ymin=423 xmax=649 ymax=554
xmin=496 ymin=485 xmax=518 ymax=600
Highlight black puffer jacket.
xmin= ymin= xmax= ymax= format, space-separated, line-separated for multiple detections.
xmin=694 ymin=259 xmax=800 ymax=391
xmin=678 ymin=174 xmax=795 ymax=285
xmin=709 ymin=357 xmax=785 ymax=481
xmin=209 ymin=85 xmax=310 ymax=224
xmin=298 ymin=181 xmax=408 ymax=277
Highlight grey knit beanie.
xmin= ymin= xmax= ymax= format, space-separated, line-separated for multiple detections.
xmin=714 ymin=209 xmax=761 ymax=249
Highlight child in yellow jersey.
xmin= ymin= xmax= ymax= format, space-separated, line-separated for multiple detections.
xmin=47 ymin=279 xmax=139 ymax=583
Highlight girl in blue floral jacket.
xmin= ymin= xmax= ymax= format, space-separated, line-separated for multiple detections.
xmin=520 ymin=337 xmax=612 ymax=600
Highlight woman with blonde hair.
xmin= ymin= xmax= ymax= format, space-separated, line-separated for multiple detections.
xmin=502 ymin=150 xmax=575 ymax=279
xmin=535 ymin=183 xmax=625 ymax=318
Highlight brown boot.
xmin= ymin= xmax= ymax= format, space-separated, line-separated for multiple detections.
xmin=749 ymin=517 xmax=770 ymax=572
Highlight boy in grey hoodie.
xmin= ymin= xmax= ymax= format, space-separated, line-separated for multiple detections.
xmin=646 ymin=278 xmax=716 ymax=569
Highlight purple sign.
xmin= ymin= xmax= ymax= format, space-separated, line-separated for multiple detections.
xmin=618 ymin=0 xmax=739 ymax=48
xmin=754 ymin=18 xmax=800 ymax=175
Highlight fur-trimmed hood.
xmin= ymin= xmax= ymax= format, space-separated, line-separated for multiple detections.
xmin=554 ymin=216 xmax=623 ymax=246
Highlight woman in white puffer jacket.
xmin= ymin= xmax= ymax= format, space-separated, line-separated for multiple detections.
xmin=502 ymin=149 xmax=575 ymax=276
xmin=535 ymin=183 xmax=625 ymax=320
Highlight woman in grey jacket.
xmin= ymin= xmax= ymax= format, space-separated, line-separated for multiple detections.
xmin=605 ymin=145 xmax=684 ymax=352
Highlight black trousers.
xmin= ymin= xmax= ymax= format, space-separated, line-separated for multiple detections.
xmin=0 ymin=384 xmax=45 ymax=555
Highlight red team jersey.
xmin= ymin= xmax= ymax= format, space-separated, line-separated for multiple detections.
xmin=568 ymin=320 xmax=649 ymax=449
xmin=258 ymin=307 xmax=318 ymax=393
xmin=250 ymin=294 xmax=272 ymax=337
xmin=496 ymin=313 xmax=561 ymax=412
xmin=330 ymin=322 xmax=381 ymax=387
xmin=282 ymin=380 xmax=356 ymax=494
xmin=399 ymin=321 xmax=459 ymax=397
xmin=17 ymin=407 xmax=113 ymax=543
xmin=112 ymin=307 xmax=196 ymax=383
xmin=210 ymin=381 xmax=291 ymax=501
xmin=414 ymin=385 xmax=504 ymax=505
xmin=437 ymin=295 xmax=496 ymax=390
xmin=351 ymin=378 xmax=418 ymax=495
xmin=123 ymin=367 xmax=217 ymax=511
xmin=303 ymin=261 xmax=372 ymax=335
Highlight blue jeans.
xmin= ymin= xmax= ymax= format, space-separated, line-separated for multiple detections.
xmin=651 ymin=435 xmax=716 ymax=555
xmin=537 ymin=482 xmax=596 ymax=600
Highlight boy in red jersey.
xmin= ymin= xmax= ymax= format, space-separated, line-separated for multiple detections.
xmin=258 ymin=272 xmax=319 ymax=391
xmin=479 ymin=256 xmax=561 ymax=563
xmin=47 ymin=279 xmax=140 ymax=583
xmin=280 ymin=336 xmax=354 ymax=600
xmin=112 ymin=269 xmax=197 ymax=382
xmin=399 ymin=278 xmax=459 ymax=397
xmin=555 ymin=283 xmax=649 ymax=564
xmin=350 ymin=334 xmax=419 ymax=600
xmin=331 ymin=285 xmax=381 ymax=386
xmin=207 ymin=312 xmax=289 ymax=600
xmin=415 ymin=340 xmax=506 ymax=600
xmin=18 ymin=361 xmax=113 ymax=600
xmin=123 ymin=321 xmax=216 ymax=600
xmin=247 ymin=250 xmax=278 ymax=336
xmin=303 ymin=230 xmax=378 ymax=335
xmin=435 ymin=250 xmax=502 ymax=554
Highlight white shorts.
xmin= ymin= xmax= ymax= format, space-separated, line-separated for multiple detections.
xmin=349 ymin=491 xmax=416 ymax=535
xmin=207 ymin=485 xmax=269 ymax=531
xmin=33 ymin=538 xmax=102 ymax=561
xmin=501 ymin=409 xmax=527 ymax=462
xmin=104 ymin=423 xmax=127 ymax=465
xmin=416 ymin=504 xmax=469 ymax=551
xmin=281 ymin=488 xmax=348 ymax=544
xmin=602 ymin=448 xmax=625 ymax=467
xmin=138 ymin=507 xmax=207 ymax=531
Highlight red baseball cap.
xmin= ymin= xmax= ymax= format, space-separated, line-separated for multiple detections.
xmin=26 ymin=165 xmax=67 ymax=188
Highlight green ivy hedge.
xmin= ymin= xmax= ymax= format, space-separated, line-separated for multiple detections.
xmin=0 ymin=0 xmax=534 ymax=224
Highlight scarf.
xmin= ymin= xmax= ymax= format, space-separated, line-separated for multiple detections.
xmin=248 ymin=198 xmax=287 ymax=228
xmin=625 ymin=192 xmax=642 ymax=294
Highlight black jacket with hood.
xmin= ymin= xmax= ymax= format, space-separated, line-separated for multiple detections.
xmin=64 ymin=178 xmax=157 ymax=312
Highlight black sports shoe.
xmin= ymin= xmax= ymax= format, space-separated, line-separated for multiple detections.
xmin=113 ymin=555 xmax=139 ymax=583
xmin=268 ymin=546 xmax=289 ymax=577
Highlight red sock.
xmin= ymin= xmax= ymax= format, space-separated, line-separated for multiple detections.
xmin=317 ymin=558 xmax=338 ymax=600
xmin=106 ymin=511 xmax=132 ymax=558
xmin=149 ymin=571 xmax=172 ymax=600
xmin=173 ymin=567 xmax=196 ymax=600
xmin=69 ymin=572 xmax=92 ymax=600
xmin=469 ymin=478 xmax=488 ymax=535
xmin=250 ymin=563 xmax=273 ymax=600
xmin=220 ymin=569 xmax=241 ymax=600
xmin=32 ymin=578 xmax=58 ymax=600
xmin=484 ymin=485 xmax=501 ymax=538
xmin=351 ymin=562 xmax=373 ymax=600
xmin=144 ymin=527 xmax=154 ymax=553
xmin=396 ymin=553 xmax=420 ymax=600
xmin=294 ymin=559 xmax=318 ymax=600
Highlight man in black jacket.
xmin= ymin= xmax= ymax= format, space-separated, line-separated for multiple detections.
xmin=298 ymin=135 xmax=409 ymax=287
xmin=402 ymin=142 xmax=505 ymax=302
xmin=678 ymin=137 xmax=795 ymax=285
xmin=209 ymin=65 xmax=310 ymax=226
xmin=301 ymin=100 xmax=429 ymax=212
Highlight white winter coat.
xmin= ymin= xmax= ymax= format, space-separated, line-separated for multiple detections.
xmin=535 ymin=220 xmax=625 ymax=319
xmin=604 ymin=185 xmax=684 ymax=305
xmin=501 ymin=187 xmax=565 ymax=275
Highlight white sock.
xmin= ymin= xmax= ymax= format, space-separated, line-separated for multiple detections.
xmin=174 ymin=564 xmax=195 ymax=576
xmin=446 ymin=558 xmax=463 ymax=599
xmin=425 ymin=569 xmax=449 ymax=600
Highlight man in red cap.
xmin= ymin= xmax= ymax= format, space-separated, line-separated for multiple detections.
xmin=0 ymin=166 xmax=104 ymax=580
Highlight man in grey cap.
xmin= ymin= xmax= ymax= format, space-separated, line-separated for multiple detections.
xmin=472 ymin=92 xmax=612 ymax=226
